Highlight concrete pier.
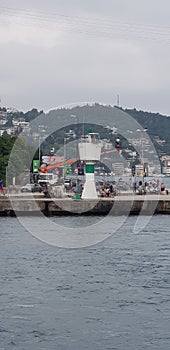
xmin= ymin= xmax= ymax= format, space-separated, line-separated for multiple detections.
xmin=0 ymin=194 xmax=170 ymax=216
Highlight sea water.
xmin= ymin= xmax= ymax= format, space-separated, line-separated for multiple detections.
xmin=0 ymin=215 xmax=170 ymax=350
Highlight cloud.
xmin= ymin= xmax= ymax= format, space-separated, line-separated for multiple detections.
xmin=0 ymin=0 xmax=170 ymax=114
xmin=0 ymin=9 xmax=69 ymax=48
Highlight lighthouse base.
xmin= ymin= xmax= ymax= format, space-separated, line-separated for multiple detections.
xmin=81 ymin=173 xmax=98 ymax=199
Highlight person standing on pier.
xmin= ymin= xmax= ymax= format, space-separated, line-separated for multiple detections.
xmin=160 ymin=182 xmax=165 ymax=194
xmin=132 ymin=180 xmax=137 ymax=193
xmin=0 ymin=179 xmax=5 ymax=195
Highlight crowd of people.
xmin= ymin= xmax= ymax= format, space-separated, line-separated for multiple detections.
xmin=132 ymin=178 xmax=168 ymax=195
xmin=99 ymin=184 xmax=116 ymax=197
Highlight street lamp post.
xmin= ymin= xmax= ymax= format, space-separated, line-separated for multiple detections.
xmin=136 ymin=128 xmax=148 ymax=165
xmin=63 ymin=137 xmax=68 ymax=181
xmin=38 ymin=136 xmax=41 ymax=166
xmin=70 ymin=114 xmax=79 ymax=173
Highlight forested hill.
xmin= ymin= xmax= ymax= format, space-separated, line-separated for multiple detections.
xmin=124 ymin=107 xmax=170 ymax=137
xmin=0 ymin=104 xmax=170 ymax=183
xmin=123 ymin=107 xmax=170 ymax=155
xmin=46 ymin=104 xmax=170 ymax=155
xmin=1 ymin=104 xmax=170 ymax=155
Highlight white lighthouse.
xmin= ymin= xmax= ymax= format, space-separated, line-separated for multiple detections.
xmin=78 ymin=132 xmax=102 ymax=199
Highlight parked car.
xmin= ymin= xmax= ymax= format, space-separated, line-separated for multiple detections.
xmin=21 ymin=183 xmax=42 ymax=193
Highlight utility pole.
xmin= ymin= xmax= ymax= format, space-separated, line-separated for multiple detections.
xmin=38 ymin=136 xmax=41 ymax=166
xmin=63 ymin=137 xmax=67 ymax=181
xmin=70 ymin=113 xmax=79 ymax=163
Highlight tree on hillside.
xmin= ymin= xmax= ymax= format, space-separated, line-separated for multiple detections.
xmin=0 ymin=137 xmax=15 ymax=184
xmin=24 ymin=108 xmax=43 ymax=122
xmin=0 ymin=136 xmax=35 ymax=185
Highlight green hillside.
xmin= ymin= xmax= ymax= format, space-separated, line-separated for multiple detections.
xmin=0 ymin=104 xmax=170 ymax=183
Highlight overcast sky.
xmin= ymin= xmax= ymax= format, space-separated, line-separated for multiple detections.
xmin=0 ymin=0 xmax=170 ymax=114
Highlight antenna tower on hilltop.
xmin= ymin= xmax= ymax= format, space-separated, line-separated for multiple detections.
xmin=116 ymin=94 xmax=120 ymax=108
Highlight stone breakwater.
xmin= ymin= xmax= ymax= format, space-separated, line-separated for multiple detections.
xmin=0 ymin=194 xmax=170 ymax=216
